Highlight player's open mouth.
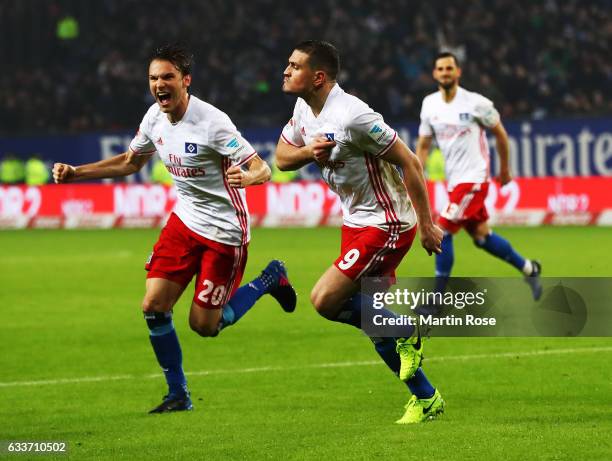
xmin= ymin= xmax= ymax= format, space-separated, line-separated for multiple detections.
xmin=157 ymin=92 xmax=171 ymax=106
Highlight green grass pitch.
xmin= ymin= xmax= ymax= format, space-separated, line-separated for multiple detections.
xmin=1 ymin=226 xmax=611 ymax=460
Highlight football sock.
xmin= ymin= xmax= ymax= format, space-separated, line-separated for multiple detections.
xmin=371 ymin=337 xmax=434 ymax=398
xmin=475 ymin=232 xmax=526 ymax=272
xmin=522 ymin=259 xmax=534 ymax=276
xmin=144 ymin=311 xmax=187 ymax=397
xmin=407 ymin=368 xmax=436 ymax=399
xmin=335 ymin=292 xmax=415 ymax=339
xmin=218 ymin=276 xmax=270 ymax=331
xmin=434 ymin=233 xmax=454 ymax=293
xmin=340 ymin=296 xmax=430 ymax=395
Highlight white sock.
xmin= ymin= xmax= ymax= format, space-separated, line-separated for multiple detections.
xmin=522 ymin=259 xmax=533 ymax=276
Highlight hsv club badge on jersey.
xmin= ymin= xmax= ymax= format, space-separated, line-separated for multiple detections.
xmin=325 ymin=133 xmax=335 ymax=141
xmin=185 ymin=142 xmax=198 ymax=154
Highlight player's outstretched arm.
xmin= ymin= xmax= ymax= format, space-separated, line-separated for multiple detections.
xmin=383 ymin=139 xmax=443 ymax=255
xmin=415 ymin=135 xmax=432 ymax=168
xmin=52 ymin=150 xmax=152 ymax=183
xmin=490 ymin=122 xmax=512 ymax=185
xmin=274 ymin=136 xmax=335 ymax=171
xmin=226 ymin=154 xmax=271 ymax=188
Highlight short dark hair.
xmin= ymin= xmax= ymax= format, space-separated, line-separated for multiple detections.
xmin=434 ymin=51 xmax=460 ymax=68
xmin=294 ymin=40 xmax=340 ymax=80
xmin=151 ymin=43 xmax=194 ymax=75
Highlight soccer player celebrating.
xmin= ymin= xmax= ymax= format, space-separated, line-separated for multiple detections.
xmin=276 ymin=40 xmax=445 ymax=424
xmin=416 ymin=52 xmax=542 ymax=299
xmin=53 ymin=44 xmax=297 ymax=414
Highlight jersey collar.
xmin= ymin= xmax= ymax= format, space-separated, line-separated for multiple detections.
xmin=314 ymin=83 xmax=341 ymax=119
xmin=168 ymin=94 xmax=195 ymax=127
xmin=439 ymin=86 xmax=464 ymax=104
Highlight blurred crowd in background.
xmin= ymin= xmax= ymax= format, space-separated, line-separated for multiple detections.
xmin=1 ymin=0 xmax=610 ymax=137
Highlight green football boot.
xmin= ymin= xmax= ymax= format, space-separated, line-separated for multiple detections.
xmin=395 ymin=329 xmax=423 ymax=381
xmin=395 ymin=389 xmax=445 ymax=424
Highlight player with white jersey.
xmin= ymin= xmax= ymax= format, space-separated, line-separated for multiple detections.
xmin=419 ymin=87 xmax=497 ymax=190
xmin=416 ymin=52 xmax=542 ymax=299
xmin=129 ymin=92 xmax=255 ymax=246
xmin=281 ymin=87 xmax=416 ymax=236
xmin=53 ymin=44 xmax=296 ymax=414
xmin=276 ymin=40 xmax=445 ymax=424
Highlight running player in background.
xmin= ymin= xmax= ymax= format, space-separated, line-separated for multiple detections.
xmin=416 ymin=52 xmax=542 ymax=299
xmin=276 ymin=40 xmax=445 ymax=424
xmin=53 ymin=44 xmax=296 ymax=414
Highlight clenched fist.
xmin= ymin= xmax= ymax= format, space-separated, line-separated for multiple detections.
xmin=52 ymin=163 xmax=76 ymax=183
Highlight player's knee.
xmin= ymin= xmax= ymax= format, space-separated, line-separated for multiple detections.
xmin=472 ymin=232 xmax=490 ymax=248
xmin=310 ymin=288 xmax=336 ymax=319
xmin=188 ymin=318 xmax=219 ymax=337
xmin=468 ymin=223 xmax=490 ymax=244
xmin=142 ymin=296 xmax=169 ymax=313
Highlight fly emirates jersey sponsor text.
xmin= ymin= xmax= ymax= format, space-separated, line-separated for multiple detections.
xmin=281 ymin=84 xmax=417 ymax=232
xmin=130 ymin=95 xmax=256 ymax=246
xmin=418 ymin=87 xmax=500 ymax=191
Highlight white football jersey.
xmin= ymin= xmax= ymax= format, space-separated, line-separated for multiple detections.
xmin=282 ymin=84 xmax=417 ymax=232
xmin=130 ymin=95 xmax=256 ymax=246
xmin=418 ymin=86 xmax=500 ymax=191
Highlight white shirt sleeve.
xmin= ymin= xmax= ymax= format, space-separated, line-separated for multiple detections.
xmin=129 ymin=112 xmax=156 ymax=155
xmin=208 ymin=115 xmax=257 ymax=166
xmin=418 ymin=101 xmax=433 ymax=137
xmin=280 ymin=103 xmax=305 ymax=147
xmin=346 ymin=109 xmax=397 ymax=158
xmin=473 ymin=95 xmax=500 ymax=128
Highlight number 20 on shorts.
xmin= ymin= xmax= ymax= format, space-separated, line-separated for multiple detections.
xmin=197 ymin=279 xmax=226 ymax=306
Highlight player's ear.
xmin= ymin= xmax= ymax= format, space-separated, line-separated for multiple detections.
xmin=183 ymin=74 xmax=192 ymax=89
xmin=313 ymin=70 xmax=326 ymax=88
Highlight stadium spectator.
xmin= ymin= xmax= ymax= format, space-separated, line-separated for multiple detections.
xmin=2 ymin=0 xmax=610 ymax=135
xmin=150 ymin=156 xmax=173 ymax=186
xmin=25 ymin=155 xmax=50 ymax=186
xmin=270 ymin=154 xmax=298 ymax=183
xmin=425 ymin=147 xmax=445 ymax=182
xmin=56 ymin=15 xmax=79 ymax=40
xmin=0 ymin=154 xmax=26 ymax=184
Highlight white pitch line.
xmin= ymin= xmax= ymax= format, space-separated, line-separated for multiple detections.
xmin=1 ymin=346 xmax=611 ymax=388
